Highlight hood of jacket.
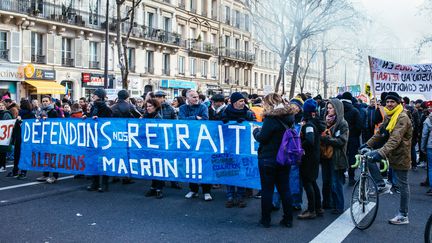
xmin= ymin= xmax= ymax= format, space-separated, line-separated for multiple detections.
xmin=328 ymin=99 xmax=344 ymax=124
xmin=263 ymin=105 xmax=294 ymax=126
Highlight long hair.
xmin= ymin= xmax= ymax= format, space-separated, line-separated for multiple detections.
xmin=262 ymin=93 xmax=290 ymax=113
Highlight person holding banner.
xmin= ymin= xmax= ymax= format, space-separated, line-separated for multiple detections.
xmin=363 ymin=92 xmax=412 ymax=225
xmin=0 ymin=101 xmax=13 ymax=172
xmin=179 ymin=90 xmax=212 ymax=201
xmin=35 ymin=96 xmax=61 ymax=183
xmin=221 ymin=92 xmax=256 ymax=208
xmin=86 ymin=89 xmax=113 ymax=192
xmin=253 ymin=93 xmax=295 ymax=228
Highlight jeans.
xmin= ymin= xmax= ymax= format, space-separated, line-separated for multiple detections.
xmin=226 ymin=186 xmax=246 ymax=199
xmin=189 ymin=183 xmax=211 ymax=194
xmin=321 ymin=159 xmax=333 ymax=208
xmin=427 ymin=148 xmax=432 ymax=188
xmin=368 ymin=160 xmax=385 ymax=186
xmin=392 ymin=169 xmax=410 ymax=216
xmin=259 ymin=159 xmax=293 ymax=224
xmin=411 ymin=141 xmax=417 ymax=168
xmin=331 ymin=169 xmax=345 ymax=211
xmin=303 ymin=179 xmax=321 ymax=212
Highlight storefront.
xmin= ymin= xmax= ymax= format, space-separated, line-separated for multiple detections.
xmin=22 ymin=64 xmax=64 ymax=100
xmin=82 ymin=73 xmax=114 ymax=100
xmin=0 ymin=64 xmax=24 ymax=101
xmin=160 ymin=79 xmax=197 ymax=98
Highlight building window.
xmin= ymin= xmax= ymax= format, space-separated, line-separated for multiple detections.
xmin=244 ymin=70 xmax=249 ymax=86
xmin=224 ymin=66 xmax=230 ymax=84
xmin=245 ymin=14 xmax=250 ymax=31
xmin=163 ymin=17 xmax=171 ymax=32
xmin=163 ymin=53 xmax=170 ymax=75
xmin=31 ymin=32 xmax=45 ymax=64
xmin=89 ymin=41 xmax=99 ymax=69
xmin=178 ymin=56 xmax=185 ymax=75
xmin=0 ymin=32 xmax=7 ymax=60
xmin=62 ymin=37 xmax=73 ymax=67
xmin=190 ymin=58 xmax=196 ymax=76
xmin=254 ymin=72 xmax=258 ymax=88
xmin=201 ymin=60 xmax=208 ymax=78
xmin=260 ymin=73 xmax=263 ymax=87
xmin=190 ymin=0 xmax=197 ymax=12
xmin=146 ymin=51 xmax=154 ymax=74
xmin=128 ymin=48 xmax=135 ymax=72
xmin=235 ymin=11 xmax=240 ymax=28
xmin=224 ymin=6 xmax=230 ymax=24
xmin=210 ymin=61 xmax=217 ymax=79
xmin=89 ymin=0 xmax=99 ymax=25
xmin=147 ymin=12 xmax=155 ymax=29
xmin=234 ymin=68 xmax=239 ymax=85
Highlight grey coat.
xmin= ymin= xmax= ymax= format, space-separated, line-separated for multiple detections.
xmin=421 ymin=114 xmax=432 ymax=152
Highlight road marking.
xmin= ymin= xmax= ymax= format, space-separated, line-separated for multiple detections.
xmin=0 ymin=176 xmax=74 ymax=191
xmin=310 ymin=202 xmax=376 ymax=243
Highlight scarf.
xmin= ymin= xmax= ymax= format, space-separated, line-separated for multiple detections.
xmin=384 ymin=104 xmax=403 ymax=132
xmin=326 ymin=114 xmax=336 ymax=127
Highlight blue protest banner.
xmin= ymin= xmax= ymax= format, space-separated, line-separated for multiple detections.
xmin=19 ymin=118 xmax=261 ymax=188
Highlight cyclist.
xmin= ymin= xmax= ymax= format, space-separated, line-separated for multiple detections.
xmin=361 ymin=92 xmax=412 ymax=225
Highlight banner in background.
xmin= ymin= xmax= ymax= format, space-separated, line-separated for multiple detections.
xmin=19 ymin=118 xmax=261 ymax=188
xmin=369 ymin=56 xmax=432 ymax=99
xmin=337 ymin=85 xmax=361 ymax=96
xmin=0 ymin=119 xmax=16 ymax=147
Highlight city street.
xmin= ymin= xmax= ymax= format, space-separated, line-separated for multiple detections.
xmin=0 ymin=160 xmax=430 ymax=242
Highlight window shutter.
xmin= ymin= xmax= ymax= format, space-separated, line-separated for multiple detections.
xmin=22 ymin=30 xmax=31 ymax=62
xmin=82 ymin=40 xmax=89 ymax=68
xmin=100 ymin=42 xmax=105 ymax=69
xmin=54 ymin=35 xmax=62 ymax=65
xmin=74 ymin=38 xmax=83 ymax=67
xmin=9 ymin=31 xmax=21 ymax=63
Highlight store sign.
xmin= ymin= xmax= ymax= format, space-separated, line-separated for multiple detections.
xmin=160 ymin=80 xmax=196 ymax=89
xmin=82 ymin=73 xmax=114 ymax=88
xmin=23 ymin=64 xmax=56 ymax=80
xmin=0 ymin=65 xmax=23 ymax=81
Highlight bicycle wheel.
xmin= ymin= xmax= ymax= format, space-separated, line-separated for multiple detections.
xmin=350 ymin=174 xmax=379 ymax=230
xmin=425 ymin=214 xmax=432 ymax=243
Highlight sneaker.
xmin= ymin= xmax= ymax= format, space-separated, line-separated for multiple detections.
xmin=225 ymin=198 xmax=235 ymax=208
xmin=46 ymin=177 xmax=57 ymax=184
xmin=316 ymin=208 xmax=325 ymax=216
xmin=292 ymin=206 xmax=302 ymax=211
xmin=0 ymin=167 xmax=6 ymax=173
xmin=378 ymin=184 xmax=391 ymax=194
xmin=145 ymin=189 xmax=157 ymax=197
xmin=254 ymin=191 xmax=262 ymax=199
xmin=155 ymin=190 xmax=163 ymax=199
xmin=426 ymin=189 xmax=432 ymax=196
xmin=204 ymin=193 xmax=213 ymax=201
xmin=391 ymin=185 xmax=400 ymax=194
xmin=6 ymin=172 xmax=18 ymax=178
xmin=185 ymin=191 xmax=198 ymax=199
xmin=418 ymin=161 xmax=427 ymax=168
xmin=238 ymin=198 xmax=247 ymax=208
xmin=279 ymin=218 xmax=293 ymax=228
xmin=388 ymin=214 xmax=409 ymax=225
xmin=36 ymin=176 xmax=48 ymax=182
xmin=170 ymin=182 xmax=182 ymax=189
xmin=331 ymin=209 xmax=344 ymax=215
xmin=297 ymin=210 xmax=316 ymax=219
xmin=87 ymin=184 xmax=98 ymax=191
xmin=16 ymin=174 xmax=27 ymax=180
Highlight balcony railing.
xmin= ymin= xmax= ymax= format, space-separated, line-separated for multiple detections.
xmin=62 ymin=57 xmax=74 ymax=67
xmin=89 ymin=61 xmax=100 ymax=69
xmin=187 ymin=40 xmax=217 ymax=55
xmin=31 ymin=54 xmax=46 ymax=64
xmin=220 ymin=48 xmax=255 ymax=62
xmin=0 ymin=49 xmax=9 ymax=60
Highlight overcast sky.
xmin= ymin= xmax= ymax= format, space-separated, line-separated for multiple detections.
xmin=359 ymin=0 xmax=430 ymax=48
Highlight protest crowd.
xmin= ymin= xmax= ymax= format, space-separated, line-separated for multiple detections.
xmin=1 ymin=87 xmax=432 ymax=229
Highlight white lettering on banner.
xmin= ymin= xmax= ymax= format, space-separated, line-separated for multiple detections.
xmin=103 ymin=156 xmax=179 ymax=178
xmin=128 ymin=123 xmax=141 ymax=148
xmin=87 ymin=123 xmax=98 ymax=148
xmin=41 ymin=122 xmax=49 ymax=143
xmin=176 ymin=124 xmax=191 ymax=149
xmin=100 ymin=121 xmax=112 ymax=150
xmin=227 ymin=125 xmax=246 ymax=155
xmin=32 ymin=122 xmax=40 ymax=143
xmin=146 ymin=123 xmax=159 ymax=149
xmin=77 ymin=122 xmax=86 ymax=147
xmin=50 ymin=122 xmax=59 ymax=144
xmin=23 ymin=122 xmax=30 ymax=142
xmin=159 ymin=123 xmax=173 ymax=150
xmin=218 ymin=125 xmax=224 ymax=153
xmin=249 ymin=123 xmax=259 ymax=155
xmin=59 ymin=122 xmax=68 ymax=145
xmin=195 ymin=124 xmax=217 ymax=152
xmin=69 ymin=122 xmax=77 ymax=145
xmin=0 ymin=120 xmax=16 ymax=146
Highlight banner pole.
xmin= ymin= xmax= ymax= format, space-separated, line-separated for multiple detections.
xmin=367 ymin=56 xmax=377 ymax=108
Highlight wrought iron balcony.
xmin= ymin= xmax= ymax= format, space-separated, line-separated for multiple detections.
xmin=220 ymin=48 xmax=255 ymax=63
xmin=62 ymin=57 xmax=74 ymax=67
xmin=187 ymin=40 xmax=217 ymax=56
xmin=31 ymin=54 xmax=46 ymax=64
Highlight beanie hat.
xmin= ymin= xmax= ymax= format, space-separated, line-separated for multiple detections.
xmin=117 ymin=90 xmax=129 ymax=100
xmin=380 ymin=92 xmax=388 ymax=106
xmin=341 ymin=92 xmax=353 ymax=101
xmin=93 ymin=88 xmax=107 ymax=100
xmin=313 ymin=94 xmax=322 ymax=100
xmin=385 ymin=92 xmax=401 ymax=104
xmin=303 ymin=98 xmax=317 ymax=113
xmin=230 ymin=92 xmax=244 ymax=105
xmin=290 ymin=97 xmax=304 ymax=110
xmin=211 ymin=94 xmax=225 ymax=102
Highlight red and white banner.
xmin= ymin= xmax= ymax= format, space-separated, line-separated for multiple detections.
xmin=0 ymin=119 xmax=16 ymax=146
xmin=369 ymin=56 xmax=432 ymax=99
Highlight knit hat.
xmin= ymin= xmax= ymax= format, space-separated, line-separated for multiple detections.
xmin=230 ymin=92 xmax=244 ymax=105
xmin=211 ymin=94 xmax=225 ymax=102
xmin=93 ymin=88 xmax=107 ymax=100
xmin=380 ymin=92 xmax=388 ymax=106
xmin=290 ymin=97 xmax=304 ymax=110
xmin=385 ymin=92 xmax=401 ymax=104
xmin=154 ymin=90 xmax=166 ymax=97
xmin=313 ymin=94 xmax=322 ymax=101
xmin=303 ymin=98 xmax=317 ymax=113
xmin=341 ymin=92 xmax=353 ymax=101
xmin=117 ymin=90 xmax=129 ymax=100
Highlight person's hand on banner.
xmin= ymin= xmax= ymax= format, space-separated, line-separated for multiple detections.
xmin=236 ymin=118 xmax=245 ymax=123
xmin=196 ymin=116 xmax=202 ymax=120
xmin=92 ymin=116 xmax=98 ymax=119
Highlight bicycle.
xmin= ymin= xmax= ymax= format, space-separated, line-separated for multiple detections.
xmin=426 ymin=214 xmax=432 ymax=243
xmin=349 ymin=152 xmax=389 ymax=230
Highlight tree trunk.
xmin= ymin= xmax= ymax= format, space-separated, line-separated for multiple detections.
xmin=274 ymin=55 xmax=288 ymax=94
xmin=289 ymin=41 xmax=302 ymax=99
xmin=322 ymin=49 xmax=328 ymax=98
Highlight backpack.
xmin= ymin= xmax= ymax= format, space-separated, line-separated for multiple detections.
xmin=276 ymin=120 xmax=304 ymax=166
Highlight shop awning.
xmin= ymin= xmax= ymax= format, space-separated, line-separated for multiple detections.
xmin=25 ymin=80 xmax=65 ymax=94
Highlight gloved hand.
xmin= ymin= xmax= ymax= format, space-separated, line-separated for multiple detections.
xmin=359 ymin=144 xmax=371 ymax=155
xmin=365 ymin=150 xmax=382 ymax=161
xmin=359 ymin=143 xmax=369 ymax=150
xmin=236 ymin=118 xmax=245 ymax=123
xmin=222 ymin=118 xmax=229 ymax=124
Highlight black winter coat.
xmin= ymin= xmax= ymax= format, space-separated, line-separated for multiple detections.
xmin=111 ymin=100 xmax=141 ymax=118
xmin=159 ymin=102 xmax=177 ymax=120
xmin=301 ymin=114 xmax=325 ymax=182
xmin=90 ymin=100 xmax=112 ymax=118
xmin=342 ymin=101 xmax=361 ymax=138
xmin=253 ymin=106 xmax=294 ymax=162
xmin=220 ymin=104 xmax=256 ymax=123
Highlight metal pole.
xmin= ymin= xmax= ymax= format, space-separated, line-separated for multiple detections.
xmin=282 ymin=66 xmax=285 ymax=95
xmin=104 ymin=0 xmax=109 ymax=88
xmin=344 ymin=62 xmax=347 ymax=92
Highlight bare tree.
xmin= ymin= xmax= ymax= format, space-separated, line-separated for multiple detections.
xmin=252 ymin=0 xmax=358 ymax=98
xmin=114 ymin=0 xmax=142 ymax=90
xmin=296 ymin=41 xmax=318 ymax=94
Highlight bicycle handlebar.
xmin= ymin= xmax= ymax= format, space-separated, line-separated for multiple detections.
xmin=352 ymin=154 xmax=389 ymax=173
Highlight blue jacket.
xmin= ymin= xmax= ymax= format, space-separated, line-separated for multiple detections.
xmin=178 ymin=103 xmax=209 ymax=120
